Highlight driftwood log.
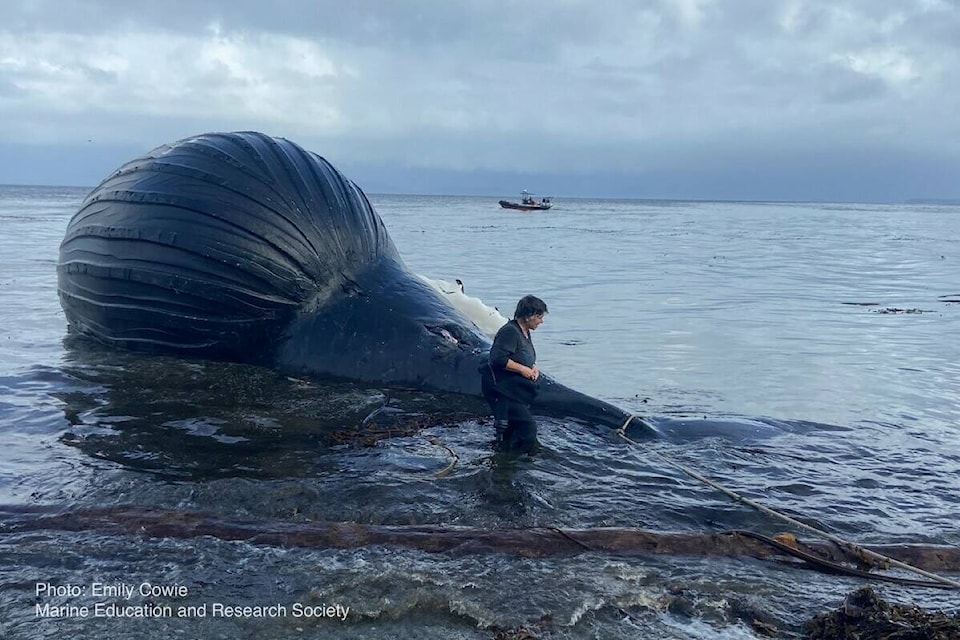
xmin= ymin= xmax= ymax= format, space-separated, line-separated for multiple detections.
xmin=2 ymin=505 xmax=959 ymax=575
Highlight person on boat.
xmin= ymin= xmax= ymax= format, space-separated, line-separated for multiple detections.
xmin=480 ymin=295 xmax=548 ymax=453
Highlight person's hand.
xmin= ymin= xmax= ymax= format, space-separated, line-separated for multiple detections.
xmin=528 ymin=365 xmax=539 ymax=381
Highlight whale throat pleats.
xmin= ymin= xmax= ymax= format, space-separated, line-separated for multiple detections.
xmin=58 ymin=131 xmax=399 ymax=358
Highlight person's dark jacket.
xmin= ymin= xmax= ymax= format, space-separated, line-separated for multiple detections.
xmin=480 ymin=320 xmax=539 ymax=404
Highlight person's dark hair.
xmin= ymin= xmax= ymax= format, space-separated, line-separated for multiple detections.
xmin=514 ymin=295 xmax=548 ymax=320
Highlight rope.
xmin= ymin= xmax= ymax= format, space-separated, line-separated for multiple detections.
xmin=549 ymin=526 xmax=595 ymax=552
xmin=427 ymin=437 xmax=459 ymax=478
xmin=726 ymin=530 xmax=955 ymax=589
xmin=616 ymin=415 xmax=960 ymax=590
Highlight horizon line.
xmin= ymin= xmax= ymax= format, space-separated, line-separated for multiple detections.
xmin=2 ymin=183 xmax=959 ymax=207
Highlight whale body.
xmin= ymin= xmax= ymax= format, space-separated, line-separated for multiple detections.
xmin=57 ymin=131 xmax=631 ymax=429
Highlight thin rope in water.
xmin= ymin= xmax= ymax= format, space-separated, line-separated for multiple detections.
xmin=429 ymin=437 xmax=459 ymax=478
xmin=616 ymin=415 xmax=960 ymax=590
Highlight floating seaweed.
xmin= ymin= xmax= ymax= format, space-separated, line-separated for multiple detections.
xmin=805 ymin=586 xmax=960 ymax=639
xmin=872 ymin=307 xmax=931 ymax=315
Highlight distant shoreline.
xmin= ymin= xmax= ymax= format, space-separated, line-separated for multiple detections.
xmin=1 ymin=183 xmax=959 ymax=206
xmin=903 ymin=198 xmax=960 ymax=205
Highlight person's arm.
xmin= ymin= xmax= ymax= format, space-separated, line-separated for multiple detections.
xmin=491 ymin=327 xmax=538 ymax=379
xmin=489 ymin=326 xmax=519 ymax=370
xmin=491 ymin=324 xmax=539 ymax=380
xmin=504 ymin=358 xmax=538 ymax=380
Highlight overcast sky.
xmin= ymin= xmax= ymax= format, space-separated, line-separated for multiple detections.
xmin=1 ymin=0 xmax=958 ymax=201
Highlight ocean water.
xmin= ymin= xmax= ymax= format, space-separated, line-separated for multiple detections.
xmin=0 ymin=185 xmax=958 ymax=638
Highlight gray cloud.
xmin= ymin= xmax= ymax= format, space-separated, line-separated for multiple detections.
xmin=1 ymin=0 xmax=958 ymax=200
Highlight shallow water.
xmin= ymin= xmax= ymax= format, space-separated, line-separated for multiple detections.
xmin=1 ymin=185 xmax=958 ymax=638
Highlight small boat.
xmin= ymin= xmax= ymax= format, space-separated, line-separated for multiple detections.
xmin=499 ymin=190 xmax=552 ymax=211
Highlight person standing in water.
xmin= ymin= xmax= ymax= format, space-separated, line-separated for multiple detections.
xmin=481 ymin=295 xmax=548 ymax=453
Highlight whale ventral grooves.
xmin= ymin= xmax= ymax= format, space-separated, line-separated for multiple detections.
xmin=58 ymin=131 xmax=398 ymax=358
